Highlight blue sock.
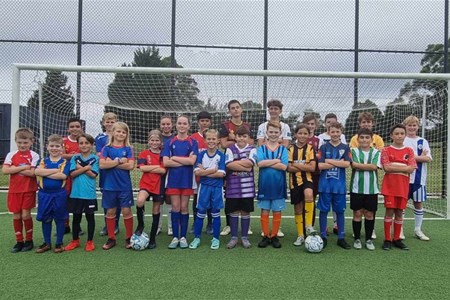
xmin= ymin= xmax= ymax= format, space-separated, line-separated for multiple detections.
xmin=55 ymin=219 xmax=65 ymax=245
xmin=42 ymin=221 xmax=52 ymax=245
xmin=211 ymin=209 xmax=221 ymax=239
xmin=180 ymin=213 xmax=189 ymax=238
xmin=336 ymin=212 xmax=345 ymax=239
xmin=194 ymin=210 xmax=206 ymax=238
xmin=230 ymin=213 xmax=239 ymax=238
xmin=241 ymin=214 xmax=250 ymax=239
xmin=171 ymin=211 xmax=181 ymax=238
xmin=319 ymin=211 xmax=328 ymax=239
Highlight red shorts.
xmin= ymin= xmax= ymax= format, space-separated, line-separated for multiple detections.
xmin=383 ymin=195 xmax=407 ymax=210
xmin=166 ymin=188 xmax=194 ymax=196
xmin=8 ymin=192 xmax=37 ymax=213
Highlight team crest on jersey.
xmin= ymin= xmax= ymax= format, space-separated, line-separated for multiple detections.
xmin=403 ymin=154 xmax=409 ymax=160
xmin=326 ymin=167 xmax=339 ymax=180
xmin=122 ymin=151 xmax=127 ymax=157
xmin=339 ymin=149 xmax=345 ymax=158
xmin=418 ymin=144 xmax=423 ymax=150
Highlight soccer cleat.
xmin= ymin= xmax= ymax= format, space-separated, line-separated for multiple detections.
xmin=189 ymin=238 xmax=201 ymax=249
xmin=353 ymin=239 xmax=362 ymax=250
xmin=64 ymin=239 xmax=80 ymax=251
xmin=393 ymin=239 xmax=409 ymax=250
xmin=36 ymin=243 xmax=51 ymax=253
xmin=99 ymin=227 xmax=107 ymax=236
xmin=147 ymin=241 xmax=156 ymax=250
xmin=21 ymin=240 xmax=34 ymax=252
xmin=293 ymin=236 xmax=305 ymax=246
xmin=306 ymin=226 xmax=317 ymax=236
xmin=168 ymin=237 xmax=179 ymax=249
xmin=210 ymin=238 xmax=220 ymax=250
xmin=414 ymin=229 xmax=430 ymax=241
xmin=53 ymin=244 xmax=65 ymax=253
xmin=337 ymin=238 xmax=351 ymax=250
xmin=382 ymin=240 xmax=392 ymax=250
xmin=277 ymin=229 xmax=284 ymax=238
xmin=64 ymin=226 xmax=71 ymax=235
xmin=322 ymin=238 xmax=328 ymax=249
xmin=167 ymin=226 xmax=173 ymax=236
xmin=220 ymin=226 xmax=231 ymax=236
xmin=226 ymin=238 xmax=238 ymax=249
xmin=247 ymin=226 xmax=253 ymax=235
xmin=179 ymin=237 xmax=189 ymax=249
xmin=125 ymin=238 xmax=132 ymax=249
xmin=205 ymin=224 xmax=213 ymax=235
xmin=102 ymin=238 xmax=116 ymax=250
xmin=399 ymin=227 xmax=405 ymax=240
xmin=85 ymin=241 xmax=95 ymax=252
xmin=333 ymin=224 xmax=338 ymax=235
xmin=371 ymin=231 xmax=377 ymax=240
xmin=241 ymin=237 xmax=251 ymax=249
xmin=365 ymin=239 xmax=375 ymax=251
xmin=11 ymin=242 xmax=24 ymax=253
xmin=258 ymin=236 xmax=271 ymax=248
xmin=271 ymin=237 xmax=282 ymax=248
xmin=134 ymin=226 xmax=144 ymax=236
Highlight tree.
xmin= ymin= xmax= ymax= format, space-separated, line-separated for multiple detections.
xmin=381 ymin=97 xmax=413 ymax=141
xmin=344 ymin=99 xmax=384 ymax=138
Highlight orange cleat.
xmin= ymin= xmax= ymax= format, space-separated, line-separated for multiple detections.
xmin=64 ymin=239 xmax=80 ymax=251
xmin=85 ymin=240 xmax=95 ymax=252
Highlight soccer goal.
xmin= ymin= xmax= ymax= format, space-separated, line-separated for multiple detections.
xmin=10 ymin=63 xmax=450 ymax=219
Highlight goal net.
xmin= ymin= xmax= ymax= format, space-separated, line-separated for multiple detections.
xmin=10 ymin=64 xmax=450 ymax=218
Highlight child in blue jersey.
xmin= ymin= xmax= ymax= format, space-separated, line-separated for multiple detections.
xmin=189 ymin=129 xmax=226 ymax=250
xmin=34 ymin=134 xmax=71 ymax=253
xmin=65 ymin=134 xmax=99 ymax=252
xmin=99 ymin=122 xmax=135 ymax=250
xmin=162 ymin=115 xmax=198 ymax=249
xmin=317 ymin=122 xmax=352 ymax=249
xmin=256 ymin=122 xmax=288 ymax=249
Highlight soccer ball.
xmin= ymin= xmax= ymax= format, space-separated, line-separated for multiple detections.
xmin=130 ymin=232 xmax=149 ymax=251
xmin=305 ymin=235 xmax=324 ymax=253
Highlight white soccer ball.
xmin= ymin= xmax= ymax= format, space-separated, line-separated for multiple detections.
xmin=305 ymin=235 xmax=324 ymax=253
xmin=130 ymin=232 xmax=149 ymax=251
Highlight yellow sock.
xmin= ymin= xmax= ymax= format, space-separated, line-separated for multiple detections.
xmin=295 ymin=214 xmax=304 ymax=237
xmin=305 ymin=201 xmax=315 ymax=227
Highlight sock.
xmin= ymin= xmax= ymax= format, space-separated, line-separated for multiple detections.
xmin=42 ymin=221 xmax=52 ymax=245
xmin=150 ymin=213 xmax=160 ymax=242
xmin=336 ymin=212 xmax=345 ymax=239
xmin=65 ymin=218 xmax=70 ymax=228
xmin=136 ymin=206 xmax=145 ymax=230
xmin=304 ymin=202 xmax=314 ymax=227
xmin=167 ymin=204 xmax=172 ymax=228
xmin=241 ymin=214 xmax=250 ymax=238
xmin=180 ymin=213 xmax=189 ymax=238
xmin=207 ymin=209 xmax=212 ymax=226
xmin=271 ymin=212 xmax=282 ymax=238
xmin=115 ymin=207 xmax=121 ymax=228
xmin=384 ymin=216 xmax=393 ymax=241
xmin=192 ymin=195 xmax=198 ymax=224
xmin=319 ymin=211 xmax=328 ymax=239
xmin=85 ymin=213 xmax=95 ymax=241
xmin=106 ymin=216 xmax=116 ymax=240
xmin=229 ymin=213 xmax=239 ymax=238
xmin=211 ymin=209 xmax=221 ymax=239
xmin=414 ymin=208 xmax=424 ymax=231
xmin=194 ymin=210 xmax=206 ymax=238
xmin=226 ymin=214 xmax=230 ymax=227
xmin=171 ymin=211 xmax=180 ymax=238
xmin=260 ymin=212 xmax=270 ymax=237
xmin=55 ymin=219 xmax=66 ymax=245
xmin=72 ymin=213 xmax=82 ymax=240
xmin=13 ymin=218 xmax=24 ymax=242
xmin=365 ymin=219 xmax=374 ymax=241
xmin=294 ymin=214 xmax=304 ymax=237
xmin=124 ymin=216 xmax=134 ymax=239
xmin=352 ymin=220 xmax=362 ymax=240
xmin=393 ymin=219 xmax=403 ymax=240
xmin=23 ymin=218 xmax=33 ymax=241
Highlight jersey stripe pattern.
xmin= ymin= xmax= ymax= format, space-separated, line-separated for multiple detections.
xmin=404 ymin=136 xmax=431 ymax=186
xmin=288 ymin=144 xmax=315 ymax=189
xmin=350 ymin=148 xmax=380 ymax=194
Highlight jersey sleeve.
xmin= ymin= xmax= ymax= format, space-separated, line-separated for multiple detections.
xmin=194 ymin=151 xmax=204 ymax=171
xmin=191 ymin=139 xmax=199 ymax=157
xmin=100 ymin=146 xmax=109 ymax=159
xmin=282 ymin=123 xmax=292 ymax=141
xmin=256 ymin=146 xmax=265 ymax=163
xmin=161 ymin=139 xmax=171 ymax=158
xmin=380 ymin=147 xmax=390 ymax=166
xmin=256 ymin=123 xmax=266 ymax=140
xmin=225 ymin=148 xmax=233 ymax=165
xmin=126 ymin=147 xmax=134 ymax=160
xmin=288 ymin=146 xmax=294 ymax=163
xmin=343 ymin=145 xmax=352 ymax=162
xmin=349 ymin=135 xmax=358 ymax=148
xmin=219 ymin=123 xmax=229 ymax=138
xmin=280 ymin=146 xmax=289 ymax=166
xmin=306 ymin=146 xmax=316 ymax=163
xmin=137 ymin=150 xmax=147 ymax=167
xmin=372 ymin=149 xmax=382 ymax=169
xmin=62 ymin=159 xmax=71 ymax=177
xmin=317 ymin=145 xmax=326 ymax=163
xmin=407 ymin=147 xmax=417 ymax=169
xmin=218 ymin=152 xmax=226 ymax=174
xmin=70 ymin=156 xmax=77 ymax=172
xmin=341 ymin=134 xmax=347 ymax=144
xmin=249 ymin=148 xmax=257 ymax=165
xmin=3 ymin=151 xmax=14 ymax=166
xmin=423 ymin=139 xmax=432 ymax=160
xmin=374 ymin=135 xmax=385 ymax=149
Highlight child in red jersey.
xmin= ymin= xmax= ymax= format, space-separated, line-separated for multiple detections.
xmin=2 ymin=128 xmax=39 ymax=253
xmin=381 ymin=124 xmax=416 ymax=251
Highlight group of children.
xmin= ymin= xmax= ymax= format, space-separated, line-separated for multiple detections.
xmin=3 ymin=99 xmax=432 ymax=253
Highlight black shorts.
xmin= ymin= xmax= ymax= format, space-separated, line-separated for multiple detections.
xmin=350 ymin=193 xmax=378 ymax=212
xmin=312 ymin=174 xmax=320 ymax=198
xmin=71 ymin=198 xmax=98 ymax=214
xmin=226 ymin=198 xmax=254 ymax=213
xmin=290 ymin=182 xmax=314 ymax=205
xmin=140 ymin=189 xmax=164 ymax=202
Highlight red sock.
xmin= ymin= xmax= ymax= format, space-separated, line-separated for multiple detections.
xmin=124 ymin=216 xmax=134 ymax=239
xmin=106 ymin=217 xmax=116 ymax=240
xmin=384 ymin=216 xmax=392 ymax=241
xmin=271 ymin=212 xmax=282 ymax=238
xmin=260 ymin=213 xmax=270 ymax=237
xmin=393 ymin=219 xmax=403 ymax=240
xmin=23 ymin=218 xmax=33 ymax=241
xmin=13 ymin=218 xmax=24 ymax=242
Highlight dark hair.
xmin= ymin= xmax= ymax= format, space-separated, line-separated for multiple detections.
xmin=324 ymin=113 xmax=338 ymax=122
xmin=328 ymin=121 xmax=344 ymax=132
xmin=197 ymin=111 xmax=212 ymax=120
xmin=294 ymin=123 xmax=310 ymax=134
xmin=227 ymin=99 xmax=241 ymax=110
xmin=267 ymin=99 xmax=283 ymax=110
xmin=67 ymin=117 xmax=82 ymax=128
xmin=235 ymin=126 xmax=250 ymax=136
xmin=357 ymin=127 xmax=373 ymax=137
xmin=77 ymin=133 xmax=95 ymax=145
xmin=390 ymin=123 xmax=406 ymax=135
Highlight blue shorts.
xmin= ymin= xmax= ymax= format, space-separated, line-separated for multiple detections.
xmin=317 ymin=193 xmax=346 ymax=213
xmin=408 ymin=184 xmax=427 ymax=202
xmin=257 ymin=198 xmax=286 ymax=212
xmin=36 ymin=190 xmax=68 ymax=222
xmin=197 ymin=184 xmax=224 ymax=211
xmin=102 ymin=190 xmax=134 ymax=209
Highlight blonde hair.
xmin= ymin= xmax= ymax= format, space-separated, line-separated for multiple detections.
xmin=403 ymin=115 xmax=420 ymax=126
xmin=102 ymin=112 xmax=117 ymax=122
xmin=15 ymin=128 xmax=34 ymax=140
xmin=148 ymin=129 xmax=163 ymax=141
xmin=107 ymin=122 xmax=131 ymax=146
xmin=204 ymin=129 xmax=219 ymax=139
xmin=47 ymin=134 xmax=63 ymax=145
xmin=266 ymin=121 xmax=281 ymax=131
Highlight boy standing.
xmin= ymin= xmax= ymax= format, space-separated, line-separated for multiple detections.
xmin=2 ymin=128 xmax=39 ymax=253
xmin=317 ymin=122 xmax=352 ymax=249
xmin=257 ymin=99 xmax=292 ymax=147
xmin=403 ymin=116 xmax=432 ymax=241
xmin=318 ymin=113 xmax=347 ymax=147
xmin=349 ymin=112 xmax=384 ymax=149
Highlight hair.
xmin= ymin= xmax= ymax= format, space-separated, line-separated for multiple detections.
xmin=176 ymin=115 xmax=191 ymax=125
xmin=294 ymin=123 xmax=310 ymax=134
xmin=235 ymin=126 xmax=250 ymax=136
xmin=148 ymin=129 xmax=163 ymax=141
xmin=160 ymin=114 xmax=173 ymax=123
xmin=328 ymin=121 xmax=344 ymax=132
xmin=267 ymin=99 xmax=283 ymax=110
xmin=403 ymin=115 xmax=420 ymax=126
xmin=77 ymin=133 xmax=95 ymax=145
xmin=204 ymin=129 xmax=219 ymax=139
xmin=227 ymin=99 xmax=241 ymax=110
xmin=67 ymin=117 xmax=82 ymax=128
xmin=197 ymin=111 xmax=212 ymax=120
xmin=324 ymin=113 xmax=338 ymax=122
xmin=15 ymin=128 xmax=34 ymax=140
xmin=302 ymin=114 xmax=317 ymax=125
xmin=390 ymin=123 xmax=406 ymax=135
xmin=107 ymin=122 xmax=131 ymax=146
xmin=358 ymin=112 xmax=375 ymax=124
xmin=266 ymin=121 xmax=282 ymax=131
xmin=102 ymin=112 xmax=117 ymax=122
xmin=47 ymin=134 xmax=63 ymax=145
xmin=357 ymin=127 xmax=373 ymax=137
